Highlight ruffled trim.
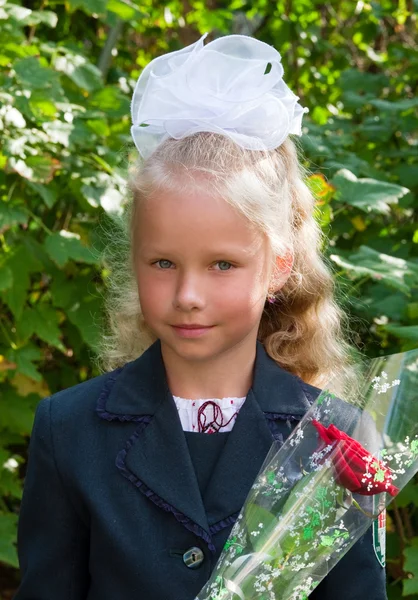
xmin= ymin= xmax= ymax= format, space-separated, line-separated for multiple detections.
xmin=209 ymin=512 xmax=240 ymax=535
xmin=96 ymin=366 xmax=152 ymax=423
xmin=116 ymin=424 xmax=216 ymax=554
xmin=173 ymin=396 xmax=246 ymax=407
xmin=263 ymin=412 xmax=300 ymax=422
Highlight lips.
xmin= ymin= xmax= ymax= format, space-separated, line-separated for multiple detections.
xmin=171 ymin=324 xmax=214 ymax=338
xmin=173 ymin=324 xmax=212 ymax=329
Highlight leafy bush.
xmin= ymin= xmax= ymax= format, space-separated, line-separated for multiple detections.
xmin=0 ymin=0 xmax=417 ymax=597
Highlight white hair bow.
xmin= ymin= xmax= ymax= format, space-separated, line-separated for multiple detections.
xmin=131 ymin=33 xmax=309 ymax=159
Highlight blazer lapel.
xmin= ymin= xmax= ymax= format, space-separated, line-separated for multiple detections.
xmin=96 ymin=340 xmax=211 ymax=549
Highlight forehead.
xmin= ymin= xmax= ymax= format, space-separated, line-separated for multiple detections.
xmin=136 ymin=186 xmax=265 ymax=256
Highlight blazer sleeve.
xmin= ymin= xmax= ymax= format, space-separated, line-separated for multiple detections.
xmin=310 ymin=525 xmax=387 ymax=600
xmin=14 ymin=397 xmax=90 ymax=600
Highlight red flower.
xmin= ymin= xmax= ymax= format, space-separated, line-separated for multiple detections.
xmin=312 ymin=420 xmax=399 ymax=497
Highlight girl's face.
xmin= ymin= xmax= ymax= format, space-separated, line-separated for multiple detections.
xmin=134 ymin=184 xmax=272 ymax=364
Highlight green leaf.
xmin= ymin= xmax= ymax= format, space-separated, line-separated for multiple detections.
xmin=0 ymin=512 xmax=18 ymax=568
xmin=407 ymin=303 xmax=418 ymax=320
xmin=383 ymin=325 xmax=418 ymax=343
xmin=28 ymin=91 xmax=58 ymax=119
xmin=372 ymin=292 xmax=408 ymax=321
xmin=369 ymin=98 xmax=418 ymax=112
xmin=393 ymin=164 xmax=418 ymax=189
xmin=6 ymin=344 xmax=43 ymax=382
xmin=54 ymin=54 xmax=103 ymax=92
xmin=107 ymin=0 xmax=139 ymax=19
xmin=3 ymin=3 xmax=32 ymax=22
xmin=403 ymin=538 xmax=418 ymax=596
xmin=44 ymin=231 xmax=99 ymax=267
xmin=393 ymin=481 xmax=418 ymax=508
xmin=341 ymin=90 xmax=375 ymax=110
xmin=359 ymin=119 xmax=393 ymax=144
xmin=89 ymin=86 xmax=130 ymax=118
xmin=86 ymin=119 xmax=110 ymax=137
xmin=66 ymin=296 xmax=103 ymax=349
xmin=331 ymin=169 xmax=411 ymax=215
xmin=27 ymin=181 xmax=58 ymax=208
xmin=69 ymin=119 xmax=97 ymax=148
xmin=50 ymin=271 xmax=95 ymax=309
xmin=0 ymin=203 xmax=28 ymax=229
xmin=338 ymin=69 xmax=389 ymax=95
xmin=12 ymin=155 xmax=60 ymax=184
xmin=0 ymin=387 xmax=38 ymax=436
xmin=330 ymin=246 xmax=418 ymax=295
xmin=0 ymin=247 xmax=42 ymax=319
xmin=71 ymin=63 xmax=103 ymax=92
xmin=14 ymin=57 xmax=59 ymax=90
xmin=21 ymin=9 xmax=58 ymax=28
xmin=16 ymin=305 xmax=65 ymax=351
xmin=1 ymin=268 xmax=29 ymax=320
xmin=0 ymin=266 xmax=13 ymax=291
xmin=245 ymin=502 xmax=279 ymax=554
xmin=68 ymin=0 xmax=107 ymax=14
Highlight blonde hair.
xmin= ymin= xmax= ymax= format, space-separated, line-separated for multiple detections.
xmin=98 ymin=132 xmax=357 ymax=387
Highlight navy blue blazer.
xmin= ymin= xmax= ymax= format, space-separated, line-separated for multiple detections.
xmin=14 ymin=340 xmax=387 ymax=599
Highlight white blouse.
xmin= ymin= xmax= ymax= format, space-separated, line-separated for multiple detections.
xmin=173 ymin=396 xmax=246 ymax=433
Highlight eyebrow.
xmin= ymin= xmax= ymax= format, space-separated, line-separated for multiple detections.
xmin=140 ymin=245 xmax=253 ymax=257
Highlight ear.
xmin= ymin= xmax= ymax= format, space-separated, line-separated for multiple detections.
xmin=269 ymin=252 xmax=294 ymax=291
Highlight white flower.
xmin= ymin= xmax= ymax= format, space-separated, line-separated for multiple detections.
xmin=3 ymin=458 xmax=19 ymax=472
xmin=131 ymin=33 xmax=308 ymax=159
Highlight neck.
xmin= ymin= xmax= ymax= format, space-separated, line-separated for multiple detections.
xmin=161 ymin=337 xmax=257 ymax=400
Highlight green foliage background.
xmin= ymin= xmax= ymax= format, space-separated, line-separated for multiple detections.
xmin=0 ymin=0 xmax=417 ymax=597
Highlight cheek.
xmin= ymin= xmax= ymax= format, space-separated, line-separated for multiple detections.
xmin=135 ymin=268 xmax=169 ymax=313
xmin=215 ymin=271 xmax=266 ymax=316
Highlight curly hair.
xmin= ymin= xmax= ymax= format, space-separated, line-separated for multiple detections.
xmin=97 ymin=132 xmax=357 ymax=387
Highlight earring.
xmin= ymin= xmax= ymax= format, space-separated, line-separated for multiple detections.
xmin=266 ymin=290 xmax=276 ymax=304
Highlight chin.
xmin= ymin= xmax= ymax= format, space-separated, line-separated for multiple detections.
xmin=164 ymin=332 xmax=251 ymax=363
xmin=166 ymin=339 xmax=218 ymax=361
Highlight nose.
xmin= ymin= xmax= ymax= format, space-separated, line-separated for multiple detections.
xmin=173 ymin=270 xmax=206 ymax=311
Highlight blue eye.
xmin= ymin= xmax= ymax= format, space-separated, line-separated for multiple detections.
xmin=156 ymin=259 xmax=173 ymax=269
xmin=217 ymin=261 xmax=233 ymax=271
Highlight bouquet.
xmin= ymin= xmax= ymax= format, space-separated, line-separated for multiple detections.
xmin=196 ymin=349 xmax=418 ymax=600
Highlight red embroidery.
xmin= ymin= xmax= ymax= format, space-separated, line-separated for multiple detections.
xmin=197 ymin=401 xmax=238 ymax=433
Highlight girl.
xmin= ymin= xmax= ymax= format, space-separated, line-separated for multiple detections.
xmin=14 ymin=34 xmax=387 ymax=600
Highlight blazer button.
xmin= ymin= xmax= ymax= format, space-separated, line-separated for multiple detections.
xmin=183 ymin=546 xmax=205 ymax=569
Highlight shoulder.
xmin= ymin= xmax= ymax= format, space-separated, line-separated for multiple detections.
xmin=297 ymin=379 xmax=323 ymax=405
xmin=34 ymin=368 xmax=122 ymax=430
